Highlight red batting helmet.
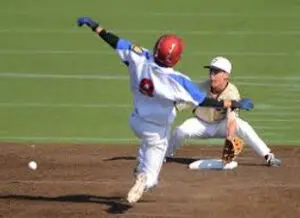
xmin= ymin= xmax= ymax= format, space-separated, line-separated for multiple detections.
xmin=153 ymin=34 xmax=184 ymax=67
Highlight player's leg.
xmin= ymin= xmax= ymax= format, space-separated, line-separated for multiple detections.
xmin=130 ymin=116 xmax=167 ymax=186
xmin=235 ymin=118 xmax=281 ymax=166
xmin=133 ymin=145 xmax=145 ymax=176
xmin=166 ymin=117 xmax=209 ymax=157
xmin=211 ymin=119 xmax=228 ymax=138
xmin=127 ymin=114 xmax=169 ymax=203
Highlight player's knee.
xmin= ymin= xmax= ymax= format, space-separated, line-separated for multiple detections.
xmin=173 ymin=127 xmax=188 ymax=140
xmin=236 ymin=118 xmax=252 ymax=135
xmin=238 ymin=119 xmax=251 ymax=128
xmin=146 ymin=138 xmax=167 ymax=150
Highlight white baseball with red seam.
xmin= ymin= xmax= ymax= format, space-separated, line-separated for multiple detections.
xmin=28 ymin=161 xmax=37 ymax=170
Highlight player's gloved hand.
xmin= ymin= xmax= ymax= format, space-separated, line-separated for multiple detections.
xmin=238 ymin=98 xmax=254 ymax=111
xmin=77 ymin=17 xmax=99 ymax=31
xmin=231 ymin=98 xmax=254 ymax=111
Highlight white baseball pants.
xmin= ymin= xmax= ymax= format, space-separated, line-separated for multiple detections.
xmin=167 ymin=117 xmax=270 ymax=157
xmin=130 ymin=113 xmax=170 ymax=189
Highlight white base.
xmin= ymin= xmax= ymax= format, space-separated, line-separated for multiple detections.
xmin=189 ymin=159 xmax=238 ymax=170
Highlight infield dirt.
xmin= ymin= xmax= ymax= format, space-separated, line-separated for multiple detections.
xmin=1 ymin=143 xmax=299 ymax=218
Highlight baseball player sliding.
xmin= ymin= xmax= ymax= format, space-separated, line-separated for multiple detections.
xmin=77 ymin=17 xmax=254 ymax=204
xmin=166 ymin=57 xmax=281 ymax=167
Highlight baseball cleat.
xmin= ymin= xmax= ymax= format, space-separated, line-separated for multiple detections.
xmin=126 ymin=173 xmax=147 ymax=204
xmin=265 ymin=153 xmax=281 ymax=167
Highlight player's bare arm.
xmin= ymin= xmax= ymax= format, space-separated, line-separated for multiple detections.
xmin=226 ymin=109 xmax=237 ymax=140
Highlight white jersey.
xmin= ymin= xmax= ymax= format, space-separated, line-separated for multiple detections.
xmin=115 ymin=39 xmax=206 ymax=125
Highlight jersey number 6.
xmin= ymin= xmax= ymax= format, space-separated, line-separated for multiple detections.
xmin=139 ymin=78 xmax=154 ymax=97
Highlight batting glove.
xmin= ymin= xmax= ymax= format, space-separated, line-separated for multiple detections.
xmin=239 ymin=98 xmax=254 ymax=111
xmin=77 ymin=17 xmax=99 ymax=31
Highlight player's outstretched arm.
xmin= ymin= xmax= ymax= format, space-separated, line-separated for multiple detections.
xmin=198 ymin=97 xmax=254 ymax=111
xmin=169 ymin=74 xmax=253 ymax=111
xmin=77 ymin=17 xmax=129 ymax=50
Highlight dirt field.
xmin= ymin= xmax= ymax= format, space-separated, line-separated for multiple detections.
xmin=1 ymin=143 xmax=299 ymax=218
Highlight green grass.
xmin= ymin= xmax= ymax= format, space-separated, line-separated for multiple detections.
xmin=0 ymin=0 xmax=299 ymax=145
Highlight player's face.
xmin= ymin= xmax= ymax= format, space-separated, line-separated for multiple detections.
xmin=209 ymin=69 xmax=228 ymax=90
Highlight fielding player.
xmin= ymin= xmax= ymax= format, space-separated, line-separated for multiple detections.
xmin=77 ymin=17 xmax=254 ymax=204
xmin=166 ymin=57 xmax=281 ymax=167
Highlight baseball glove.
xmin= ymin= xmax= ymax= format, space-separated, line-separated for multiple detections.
xmin=222 ymin=136 xmax=244 ymax=163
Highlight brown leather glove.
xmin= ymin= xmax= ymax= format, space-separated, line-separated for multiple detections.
xmin=222 ymin=136 xmax=244 ymax=163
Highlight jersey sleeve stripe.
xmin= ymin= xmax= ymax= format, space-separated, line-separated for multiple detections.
xmin=116 ymin=38 xmax=132 ymax=50
xmin=169 ymin=74 xmax=206 ymax=104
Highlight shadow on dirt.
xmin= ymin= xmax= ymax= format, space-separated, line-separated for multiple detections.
xmin=102 ymin=155 xmax=266 ymax=168
xmin=238 ymin=162 xmax=266 ymax=167
xmin=103 ymin=155 xmax=199 ymax=165
xmin=103 ymin=155 xmax=197 ymax=165
xmin=0 ymin=194 xmax=132 ymax=214
xmin=103 ymin=156 xmax=136 ymax=161
xmin=165 ymin=157 xmax=197 ymax=165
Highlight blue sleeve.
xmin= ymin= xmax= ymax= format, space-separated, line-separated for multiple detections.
xmin=169 ymin=74 xmax=206 ymax=103
xmin=116 ymin=38 xmax=132 ymax=50
xmin=115 ymin=38 xmax=151 ymax=64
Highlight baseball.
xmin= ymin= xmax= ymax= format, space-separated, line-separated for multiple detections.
xmin=28 ymin=161 xmax=37 ymax=170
